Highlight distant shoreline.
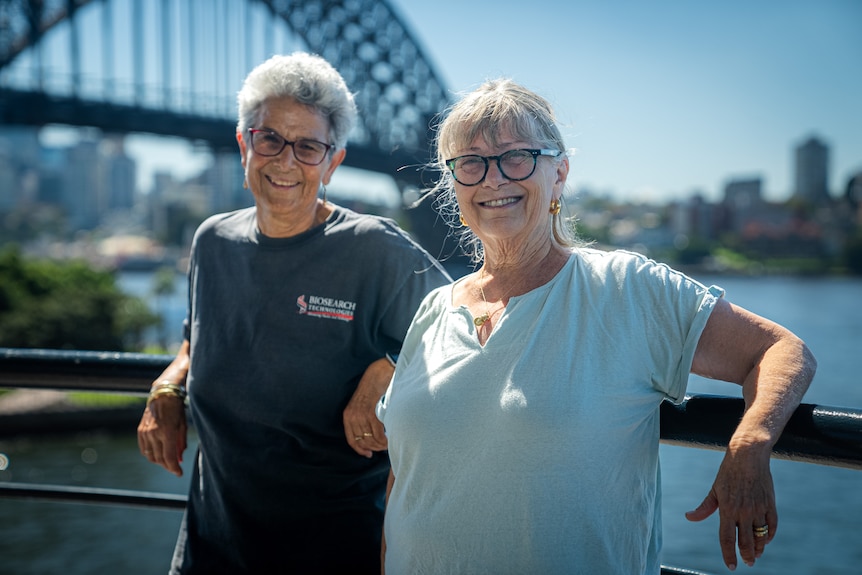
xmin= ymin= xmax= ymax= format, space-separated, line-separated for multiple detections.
xmin=0 ymin=390 xmax=144 ymax=438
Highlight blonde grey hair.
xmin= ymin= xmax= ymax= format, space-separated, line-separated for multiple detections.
xmin=237 ymin=52 xmax=357 ymax=149
xmin=427 ymin=78 xmax=578 ymax=264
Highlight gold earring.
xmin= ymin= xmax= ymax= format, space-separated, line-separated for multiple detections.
xmin=459 ymin=214 xmax=468 ymax=227
xmin=550 ymin=199 xmax=561 ymax=215
xmin=243 ymin=179 xmax=248 ymax=189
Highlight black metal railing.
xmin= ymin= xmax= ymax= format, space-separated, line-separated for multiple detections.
xmin=1 ymin=347 xmax=861 ymax=575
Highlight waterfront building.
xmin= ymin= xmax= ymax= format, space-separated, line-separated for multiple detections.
xmin=794 ymin=136 xmax=830 ymax=204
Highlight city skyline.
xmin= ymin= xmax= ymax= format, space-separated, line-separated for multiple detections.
xmin=396 ymin=0 xmax=861 ymax=203
xmin=35 ymin=0 xmax=862 ymax=205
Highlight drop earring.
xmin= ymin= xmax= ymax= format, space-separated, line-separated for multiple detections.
xmin=243 ymin=179 xmax=248 ymax=189
xmin=459 ymin=214 xmax=468 ymax=227
xmin=549 ymin=199 xmax=561 ymax=215
xmin=320 ymin=184 xmax=327 ymax=204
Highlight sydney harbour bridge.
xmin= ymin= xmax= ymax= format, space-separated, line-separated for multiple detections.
xmin=0 ymin=0 xmax=463 ymax=263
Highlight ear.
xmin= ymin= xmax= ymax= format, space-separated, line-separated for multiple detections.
xmin=236 ymin=131 xmax=248 ymax=171
xmin=552 ymin=156 xmax=569 ymax=198
xmin=322 ymin=147 xmax=347 ymax=185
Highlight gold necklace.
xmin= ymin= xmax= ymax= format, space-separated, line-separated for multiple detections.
xmin=473 ymin=270 xmax=498 ymax=327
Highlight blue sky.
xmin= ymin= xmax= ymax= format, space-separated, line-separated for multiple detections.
xmin=394 ymin=0 xmax=862 ymax=202
xmin=37 ymin=0 xmax=862 ymax=204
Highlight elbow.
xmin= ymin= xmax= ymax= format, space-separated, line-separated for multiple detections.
xmin=800 ymin=339 xmax=818 ymax=383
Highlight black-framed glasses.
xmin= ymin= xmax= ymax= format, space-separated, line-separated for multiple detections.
xmin=445 ymin=148 xmax=562 ymax=186
xmin=247 ymin=128 xmax=333 ymax=165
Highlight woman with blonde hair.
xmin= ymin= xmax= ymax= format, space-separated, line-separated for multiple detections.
xmin=378 ymin=78 xmax=815 ymax=574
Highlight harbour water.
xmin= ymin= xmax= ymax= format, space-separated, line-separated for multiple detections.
xmin=661 ymin=274 xmax=862 ymax=574
xmin=0 ymin=272 xmax=860 ymax=574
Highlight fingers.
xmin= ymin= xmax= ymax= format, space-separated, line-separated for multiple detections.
xmin=368 ymin=415 xmax=387 ymax=449
xmin=749 ymin=510 xmax=777 ymax=559
xmin=752 ymin=522 xmax=769 ymax=558
xmin=137 ymin=397 xmax=187 ymax=476
xmin=734 ymin=516 xmax=776 ymax=569
xmin=343 ymin=398 xmax=388 ymax=457
xmin=718 ymin=516 xmax=740 ymax=571
xmin=347 ymin=425 xmax=387 ymax=457
xmin=686 ymin=486 xmax=778 ymax=570
xmin=716 ymin=506 xmax=778 ymax=570
xmin=685 ymin=489 xmax=719 ymax=522
xmin=345 ymin=412 xmax=387 ymax=457
xmin=140 ymin=430 xmax=186 ymax=476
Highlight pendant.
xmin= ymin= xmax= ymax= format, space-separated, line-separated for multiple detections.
xmin=473 ymin=313 xmax=490 ymax=327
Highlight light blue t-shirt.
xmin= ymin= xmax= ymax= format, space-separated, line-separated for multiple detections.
xmin=378 ymin=248 xmax=723 ymax=575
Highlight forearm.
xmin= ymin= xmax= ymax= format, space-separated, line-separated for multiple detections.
xmin=344 ymin=357 xmax=394 ymax=456
xmin=732 ymin=335 xmax=817 ymax=451
xmin=355 ymin=357 xmax=396 ymax=402
xmin=153 ymin=339 xmax=191 ymax=387
xmin=688 ymin=300 xmax=816 ymax=569
xmin=693 ymin=300 xmax=817 ymax=451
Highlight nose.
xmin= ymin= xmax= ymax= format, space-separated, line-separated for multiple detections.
xmin=483 ymin=158 xmax=509 ymax=188
xmin=272 ymin=143 xmax=300 ymax=167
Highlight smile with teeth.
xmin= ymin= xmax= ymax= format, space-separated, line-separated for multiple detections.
xmin=481 ymin=197 xmax=520 ymax=207
xmin=267 ymin=175 xmax=298 ymax=187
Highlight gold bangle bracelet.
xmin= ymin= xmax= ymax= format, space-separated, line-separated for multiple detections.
xmin=146 ymin=381 xmax=187 ymax=407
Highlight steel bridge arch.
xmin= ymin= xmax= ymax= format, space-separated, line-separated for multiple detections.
xmin=0 ymin=0 xmax=462 ymax=261
xmin=0 ymin=0 xmax=452 ymax=177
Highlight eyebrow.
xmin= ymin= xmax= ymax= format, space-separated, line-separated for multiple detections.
xmin=257 ymin=126 xmax=326 ymax=142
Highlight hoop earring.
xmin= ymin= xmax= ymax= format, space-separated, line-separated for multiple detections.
xmin=549 ymin=199 xmax=561 ymax=215
xmin=459 ymin=214 xmax=468 ymax=227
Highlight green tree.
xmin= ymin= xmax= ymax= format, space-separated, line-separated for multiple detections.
xmin=0 ymin=247 xmax=159 ymax=351
xmin=151 ymin=266 xmax=177 ymax=349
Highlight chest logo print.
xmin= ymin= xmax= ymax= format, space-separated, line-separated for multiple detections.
xmin=296 ymin=294 xmax=356 ymax=322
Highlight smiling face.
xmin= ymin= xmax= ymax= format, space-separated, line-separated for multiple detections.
xmin=454 ymin=126 xmax=568 ymax=257
xmin=236 ymin=96 xmax=345 ymax=237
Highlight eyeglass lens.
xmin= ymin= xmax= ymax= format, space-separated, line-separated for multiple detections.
xmin=249 ymin=130 xmax=330 ymax=165
xmin=451 ymin=150 xmax=539 ymax=185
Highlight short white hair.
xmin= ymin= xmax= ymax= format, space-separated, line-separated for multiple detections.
xmin=237 ymin=52 xmax=357 ymax=149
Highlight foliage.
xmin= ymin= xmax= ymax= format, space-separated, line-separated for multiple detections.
xmin=674 ymin=238 xmax=713 ymax=266
xmin=0 ymin=205 xmax=68 ymax=244
xmin=0 ymin=246 xmax=159 ymax=351
xmin=574 ymin=223 xmax=610 ymax=246
xmin=711 ymin=247 xmax=754 ymax=272
xmin=67 ymin=392 xmax=145 ymax=407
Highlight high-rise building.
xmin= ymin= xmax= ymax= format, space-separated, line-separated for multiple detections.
xmin=63 ymin=139 xmax=102 ymax=230
xmin=723 ymin=177 xmax=763 ymax=233
xmin=0 ymin=128 xmax=41 ymax=210
xmin=102 ymin=136 xmax=137 ymax=211
xmin=793 ymin=136 xmax=830 ymax=203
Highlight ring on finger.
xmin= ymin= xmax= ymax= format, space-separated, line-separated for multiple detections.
xmin=362 ymin=432 xmax=373 ymax=437
xmin=753 ymin=525 xmax=769 ymax=538
xmin=354 ymin=436 xmax=363 ymax=441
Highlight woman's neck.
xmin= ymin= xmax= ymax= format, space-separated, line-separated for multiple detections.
xmin=257 ymin=199 xmax=333 ymax=238
xmin=480 ymin=242 xmax=570 ymax=300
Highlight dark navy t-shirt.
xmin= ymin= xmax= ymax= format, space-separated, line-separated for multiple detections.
xmin=170 ymin=205 xmax=450 ymax=574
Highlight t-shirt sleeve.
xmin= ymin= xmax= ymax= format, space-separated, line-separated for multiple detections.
xmin=670 ymin=283 xmax=724 ymax=400
xmin=376 ymin=285 xmax=446 ymax=426
xmin=624 ymin=255 xmax=724 ymax=402
xmin=372 ymin=230 xmax=451 ymax=356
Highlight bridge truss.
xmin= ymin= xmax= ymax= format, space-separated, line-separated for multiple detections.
xmin=0 ymin=0 xmax=451 ymax=180
xmin=0 ymin=0 xmax=460 ymax=259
